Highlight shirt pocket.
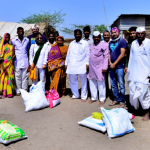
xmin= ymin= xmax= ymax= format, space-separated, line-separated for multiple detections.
xmin=139 ymin=47 xmax=147 ymax=56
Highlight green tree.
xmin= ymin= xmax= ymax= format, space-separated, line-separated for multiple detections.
xmin=61 ymin=24 xmax=108 ymax=35
xmin=61 ymin=24 xmax=92 ymax=35
xmin=20 ymin=10 xmax=66 ymax=27
xmin=93 ymin=24 xmax=108 ymax=33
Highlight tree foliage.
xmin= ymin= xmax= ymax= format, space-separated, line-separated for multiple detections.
xmin=20 ymin=10 xmax=66 ymax=27
xmin=61 ymin=24 xmax=108 ymax=35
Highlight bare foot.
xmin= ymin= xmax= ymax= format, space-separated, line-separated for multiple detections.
xmin=0 ymin=96 xmax=5 ymax=99
xmin=99 ymin=101 xmax=105 ymax=105
xmin=89 ymin=100 xmax=94 ymax=103
xmin=81 ymin=99 xmax=86 ymax=102
xmin=142 ymin=112 xmax=149 ymax=121
xmin=62 ymin=94 xmax=65 ymax=97
xmin=119 ymin=103 xmax=125 ymax=108
xmin=16 ymin=93 xmax=21 ymax=96
xmin=71 ymin=97 xmax=74 ymax=100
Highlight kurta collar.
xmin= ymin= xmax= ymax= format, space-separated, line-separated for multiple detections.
xmin=136 ymin=38 xmax=146 ymax=47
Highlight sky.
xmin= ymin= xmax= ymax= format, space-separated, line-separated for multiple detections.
xmin=1 ymin=0 xmax=150 ymax=38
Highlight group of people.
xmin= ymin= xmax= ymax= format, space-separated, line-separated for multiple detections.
xmin=0 ymin=24 xmax=150 ymax=121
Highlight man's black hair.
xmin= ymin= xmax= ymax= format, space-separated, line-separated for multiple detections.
xmin=48 ymin=31 xmax=55 ymax=37
xmin=17 ymin=27 xmax=24 ymax=31
xmin=83 ymin=26 xmax=91 ymax=33
xmin=103 ymin=30 xmax=110 ymax=34
xmin=74 ymin=29 xmax=82 ymax=36
xmin=129 ymin=27 xmax=137 ymax=32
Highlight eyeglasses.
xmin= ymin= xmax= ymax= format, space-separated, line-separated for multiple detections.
xmin=136 ymin=33 xmax=145 ymax=36
xmin=37 ymin=37 xmax=42 ymax=40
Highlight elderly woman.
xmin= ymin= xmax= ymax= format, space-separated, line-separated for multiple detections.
xmin=29 ymin=33 xmax=48 ymax=86
xmin=48 ymin=36 xmax=68 ymax=96
xmin=0 ymin=33 xmax=15 ymax=98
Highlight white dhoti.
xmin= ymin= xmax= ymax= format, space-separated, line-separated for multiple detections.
xmin=69 ymin=74 xmax=87 ymax=100
xmin=33 ymin=68 xmax=45 ymax=87
xmin=128 ymin=81 xmax=150 ymax=110
xmin=15 ymin=68 xmax=29 ymax=94
xmin=89 ymin=79 xmax=106 ymax=102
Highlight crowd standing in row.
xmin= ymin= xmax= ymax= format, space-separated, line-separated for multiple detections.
xmin=0 ymin=24 xmax=150 ymax=121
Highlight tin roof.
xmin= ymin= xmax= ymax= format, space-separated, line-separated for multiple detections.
xmin=111 ymin=14 xmax=150 ymax=27
xmin=0 ymin=22 xmax=34 ymax=39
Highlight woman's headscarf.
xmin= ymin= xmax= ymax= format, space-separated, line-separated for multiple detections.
xmin=56 ymin=36 xmax=64 ymax=42
xmin=0 ymin=33 xmax=7 ymax=57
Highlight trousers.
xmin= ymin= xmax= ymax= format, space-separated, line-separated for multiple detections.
xmin=69 ymin=73 xmax=87 ymax=100
xmin=33 ymin=68 xmax=45 ymax=87
xmin=109 ymin=68 xmax=125 ymax=103
xmin=15 ymin=68 xmax=28 ymax=94
xmin=89 ymin=79 xmax=106 ymax=102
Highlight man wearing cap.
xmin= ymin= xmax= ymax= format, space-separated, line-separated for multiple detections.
xmin=128 ymin=27 xmax=150 ymax=121
xmin=27 ymin=24 xmax=47 ymax=47
xmin=65 ymin=29 xmax=90 ymax=102
xmin=124 ymin=27 xmax=137 ymax=74
xmin=88 ymin=31 xmax=108 ymax=105
xmin=109 ymin=27 xmax=127 ymax=107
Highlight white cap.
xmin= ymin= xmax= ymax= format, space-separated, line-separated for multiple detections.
xmin=136 ymin=27 xmax=145 ymax=32
xmin=32 ymin=24 xmax=39 ymax=29
xmin=93 ymin=31 xmax=101 ymax=36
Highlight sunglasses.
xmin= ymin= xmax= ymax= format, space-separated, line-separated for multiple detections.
xmin=37 ymin=37 xmax=42 ymax=40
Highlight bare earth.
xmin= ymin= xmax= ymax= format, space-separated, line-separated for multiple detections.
xmin=0 ymin=75 xmax=150 ymax=150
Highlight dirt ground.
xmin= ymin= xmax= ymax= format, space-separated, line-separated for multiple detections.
xmin=0 ymin=75 xmax=150 ymax=150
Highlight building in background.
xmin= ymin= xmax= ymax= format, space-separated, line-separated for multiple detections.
xmin=111 ymin=14 xmax=150 ymax=40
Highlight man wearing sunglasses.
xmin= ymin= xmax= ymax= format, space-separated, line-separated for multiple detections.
xmin=128 ymin=27 xmax=150 ymax=121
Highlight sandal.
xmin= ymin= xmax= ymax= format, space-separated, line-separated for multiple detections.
xmin=109 ymin=101 xmax=119 ymax=106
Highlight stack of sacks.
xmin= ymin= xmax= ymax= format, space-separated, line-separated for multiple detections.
xmin=78 ymin=108 xmax=135 ymax=139
xmin=20 ymin=81 xmax=49 ymax=112
xmin=0 ymin=120 xmax=27 ymax=144
xmin=101 ymin=107 xmax=135 ymax=139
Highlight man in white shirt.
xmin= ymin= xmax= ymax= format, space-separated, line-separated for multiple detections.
xmin=11 ymin=27 xmax=29 ymax=96
xmin=103 ymin=30 xmax=111 ymax=98
xmin=82 ymin=26 xmax=93 ymax=47
xmin=128 ymin=27 xmax=150 ymax=121
xmin=43 ymin=32 xmax=55 ymax=90
xmin=65 ymin=29 xmax=90 ymax=102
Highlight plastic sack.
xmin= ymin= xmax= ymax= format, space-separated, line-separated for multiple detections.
xmin=78 ymin=116 xmax=106 ymax=132
xmin=101 ymin=107 xmax=135 ymax=138
xmin=105 ymin=108 xmax=135 ymax=120
xmin=0 ymin=120 xmax=27 ymax=145
xmin=30 ymin=81 xmax=45 ymax=93
xmin=20 ymin=87 xmax=49 ymax=112
xmin=45 ymin=89 xmax=60 ymax=108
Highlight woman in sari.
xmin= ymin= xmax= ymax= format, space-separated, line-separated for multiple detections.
xmin=29 ymin=33 xmax=47 ymax=86
xmin=48 ymin=36 xmax=68 ymax=96
xmin=0 ymin=33 xmax=15 ymax=98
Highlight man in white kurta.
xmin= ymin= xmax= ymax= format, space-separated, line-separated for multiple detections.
xmin=65 ymin=29 xmax=90 ymax=101
xmin=128 ymin=27 xmax=150 ymax=121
